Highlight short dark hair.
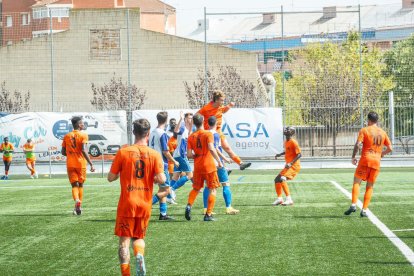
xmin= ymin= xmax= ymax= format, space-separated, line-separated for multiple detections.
xmin=156 ymin=111 xmax=168 ymax=124
xmin=4 ymin=137 xmax=8 ymax=141
xmin=193 ymin=113 xmax=204 ymax=128
xmin=27 ymin=138 xmax=32 ymax=142
xmin=71 ymin=116 xmax=82 ymax=129
xmin=133 ymin=119 xmax=151 ymax=138
xmin=367 ymin=111 xmax=379 ymax=123
xmin=208 ymin=116 xmax=217 ymax=127
xmin=184 ymin=112 xmax=193 ymax=119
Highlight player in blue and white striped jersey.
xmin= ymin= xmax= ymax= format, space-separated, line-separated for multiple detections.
xmin=149 ymin=111 xmax=179 ymax=220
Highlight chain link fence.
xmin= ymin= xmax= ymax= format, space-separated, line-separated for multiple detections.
xmin=1 ymin=4 xmax=414 ymax=158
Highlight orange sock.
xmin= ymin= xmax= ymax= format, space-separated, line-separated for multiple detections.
xmin=232 ymin=156 xmax=242 ymax=165
xmin=133 ymin=245 xmax=145 ymax=256
xmin=187 ymin=189 xmax=198 ymax=206
xmin=120 ymin=264 xmax=130 ymax=276
xmin=351 ymin=183 xmax=360 ymax=204
xmin=363 ymin=186 xmax=373 ymax=209
xmin=72 ymin=187 xmax=79 ymax=201
xmin=79 ymin=187 xmax=84 ymax=202
xmin=207 ymin=193 xmax=216 ymax=215
xmin=281 ymin=182 xmax=290 ymax=196
xmin=275 ymin=182 xmax=283 ymax=197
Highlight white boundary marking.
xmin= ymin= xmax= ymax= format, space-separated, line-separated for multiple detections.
xmin=392 ymin=229 xmax=414 ymax=232
xmin=330 ymin=180 xmax=414 ymax=266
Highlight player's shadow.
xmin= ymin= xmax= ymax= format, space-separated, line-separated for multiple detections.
xmin=0 ymin=213 xmax=65 ymax=217
xmin=294 ymin=215 xmax=343 ymax=219
xmin=85 ymin=219 xmax=115 ymax=223
xmin=361 ymin=261 xmax=411 ymax=265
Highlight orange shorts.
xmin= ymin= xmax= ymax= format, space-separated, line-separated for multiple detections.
xmin=26 ymin=159 xmax=36 ymax=165
xmin=114 ymin=216 xmax=150 ymax=239
xmin=3 ymin=157 xmax=12 ymax=162
xmin=67 ymin=167 xmax=86 ymax=184
xmin=193 ymin=171 xmax=220 ymax=190
xmin=279 ymin=166 xmax=300 ymax=180
xmin=354 ymin=165 xmax=379 ymax=183
xmin=168 ymin=162 xmax=174 ymax=174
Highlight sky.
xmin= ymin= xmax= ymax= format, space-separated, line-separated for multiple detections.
xmin=162 ymin=0 xmax=402 ymax=35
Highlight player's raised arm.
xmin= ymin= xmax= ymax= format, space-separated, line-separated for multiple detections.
xmin=174 ymin=111 xmax=184 ymax=133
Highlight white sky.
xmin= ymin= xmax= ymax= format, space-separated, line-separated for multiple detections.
xmin=162 ymin=0 xmax=402 ymax=35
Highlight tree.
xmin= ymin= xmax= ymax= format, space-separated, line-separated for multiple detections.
xmin=90 ymin=74 xmax=146 ymax=111
xmin=279 ymin=32 xmax=394 ymax=156
xmin=184 ymin=65 xmax=259 ymax=108
xmin=0 ymin=81 xmax=31 ymax=113
xmin=384 ymin=34 xmax=414 ymax=139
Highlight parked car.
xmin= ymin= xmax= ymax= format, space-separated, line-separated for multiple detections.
xmin=87 ymin=134 xmax=120 ymax=157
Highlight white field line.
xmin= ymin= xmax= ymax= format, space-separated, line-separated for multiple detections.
xmin=330 ymin=180 xmax=414 ymax=267
xmin=0 ymin=184 xmax=116 ymax=189
xmin=392 ymin=229 xmax=414 ymax=232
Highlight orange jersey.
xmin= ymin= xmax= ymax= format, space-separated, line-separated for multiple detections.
xmin=188 ymin=129 xmax=216 ymax=174
xmin=62 ymin=130 xmax=88 ymax=168
xmin=110 ymin=145 xmax=164 ymax=218
xmin=23 ymin=143 xmax=36 ymax=160
xmin=198 ymin=102 xmax=230 ymax=133
xmin=357 ymin=125 xmax=391 ymax=170
xmin=284 ymin=139 xmax=301 ymax=169
xmin=0 ymin=143 xmax=14 ymax=158
xmin=167 ymin=136 xmax=177 ymax=156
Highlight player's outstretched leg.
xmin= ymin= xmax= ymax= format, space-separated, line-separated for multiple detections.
xmin=221 ymin=137 xmax=251 ymax=170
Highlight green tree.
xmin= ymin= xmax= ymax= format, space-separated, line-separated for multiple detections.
xmin=384 ymin=34 xmax=414 ymax=139
xmin=277 ymin=32 xmax=394 ymax=156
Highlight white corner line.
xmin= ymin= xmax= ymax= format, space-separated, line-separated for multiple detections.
xmin=330 ymin=180 xmax=414 ymax=267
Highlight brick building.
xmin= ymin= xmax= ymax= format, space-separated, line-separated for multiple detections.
xmin=0 ymin=0 xmax=176 ymax=46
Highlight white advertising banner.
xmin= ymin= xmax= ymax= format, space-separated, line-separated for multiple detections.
xmin=133 ymin=108 xmax=283 ymax=158
xmin=0 ymin=111 xmax=127 ymax=162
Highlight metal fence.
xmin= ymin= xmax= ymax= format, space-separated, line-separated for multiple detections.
xmin=1 ymin=4 xmax=414 ymax=157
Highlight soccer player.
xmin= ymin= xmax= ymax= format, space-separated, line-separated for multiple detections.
xmin=0 ymin=137 xmax=14 ymax=180
xmin=185 ymin=113 xmax=223 ymax=222
xmin=203 ymin=116 xmax=240 ymax=215
xmin=108 ymin=118 xmax=166 ymax=276
xmin=167 ymin=131 xmax=178 ymax=179
xmin=272 ymin=127 xmax=301 ymax=206
xmin=344 ymin=111 xmax=392 ymax=217
xmin=197 ymin=90 xmax=251 ymax=170
xmin=169 ymin=111 xmax=193 ymax=198
xmin=149 ymin=111 xmax=179 ymax=220
xmin=166 ymin=118 xmax=177 ymax=138
xmin=61 ymin=116 xmax=95 ymax=215
xmin=23 ymin=138 xmax=38 ymax=179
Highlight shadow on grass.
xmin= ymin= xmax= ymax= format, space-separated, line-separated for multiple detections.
xmin=0 ymin=213 xmax=65 ymax=217
xmin=85 ymin=219 xmax=115 ymax=223
xmin=294 ymin=215 xmax=344 ymax=219
xmin=361 ymin=261 xmax=411 ymax=265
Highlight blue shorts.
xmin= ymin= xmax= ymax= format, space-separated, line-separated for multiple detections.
xmin=159 ymin=170 xmax=171 ymax=188
xmin=173 ymin=156 xmax=192 ymax=173
xmin=217 ymin=167 xmax=229 ymax=183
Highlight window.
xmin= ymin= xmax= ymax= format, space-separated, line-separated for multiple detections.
xmin=22 ymin=13 xmax=30 ymax=25
xmin=33 ymin=7 xmax=69 ymax=19
xmin=90 ymin=29 xmax=121 ymax=60
xmin=6 ymin=16 xmax=12 ymax=27
xmin=33 ymin=7 xmax=49 ymax=19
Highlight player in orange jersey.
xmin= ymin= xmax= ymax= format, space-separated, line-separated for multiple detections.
xmin=167 ymin=131 xmax=178 ymax=179
xmin=108 ymin=118 xmax=166 ymax=276
xmin=197 ymin=90 xmax=251 ymax=170
xmin=23 ymin=139 xmax=38 ymax=179
xmin=344 ymin=111 xmax=392 ymax=217
xmin=185 ymin=113 xmax=223 ymax=222
xmin=273 ymin=127 xmax=301 ymax=206
xmin=0 ymin=137 xmax=14 ymax=180
xmin=61 ymin=116 xmax=95 ymax=215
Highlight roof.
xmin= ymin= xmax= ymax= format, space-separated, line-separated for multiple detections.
xmin=186 ymin=4 xmax=414 ymax=43
xmin=125 ymin=0 xmax=175 ymax=13
xmin=32 ymin=0 xmax=72 ymax=7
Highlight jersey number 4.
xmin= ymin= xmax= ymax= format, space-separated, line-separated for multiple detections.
xmin=135 ymin=160 xmax=145 ymax=179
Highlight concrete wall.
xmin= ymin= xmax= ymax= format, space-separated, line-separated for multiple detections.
xmin=0 ymin=9 xmax=258 ymax=111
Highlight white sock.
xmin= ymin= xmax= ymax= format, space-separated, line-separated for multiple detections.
xmin=286 ymin=196 xmax=292 ymax=201
xmin=351 ymin=203 xmax=356 ymax=207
